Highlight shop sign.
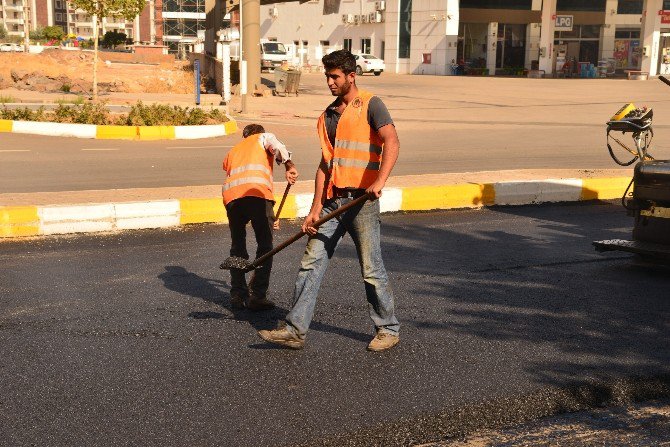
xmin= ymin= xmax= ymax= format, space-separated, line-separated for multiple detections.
xmin=555 ymin=15 xmax=573 ymax=32
xmin=661 ymin=11 xmax=670 ymax=24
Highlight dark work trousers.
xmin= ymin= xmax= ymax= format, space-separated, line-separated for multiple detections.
xmin=225 ymin=196 xmax=275 ymax=300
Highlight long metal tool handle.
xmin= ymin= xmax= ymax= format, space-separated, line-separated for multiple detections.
xmin=274 ymin=183 xmax=291 ymax=221
xmin=660 ymin=75 xmax=670 ymax=87
xmin=251 ymin=193 xmax=372 ymax=268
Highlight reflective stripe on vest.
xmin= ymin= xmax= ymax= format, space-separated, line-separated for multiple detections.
xmin=228 ymin=163 xmax=272 ymax=177
xmin=330 ymin=158 xmax=381 ymax=170
xmin=334 ymin=138 xmax=383 ymax=156
xmin=222 ymin=176 xmax=273 ymax=192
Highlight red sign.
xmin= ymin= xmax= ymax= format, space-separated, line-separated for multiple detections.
xmin=662 ymin=12 xmax=670 ymax=24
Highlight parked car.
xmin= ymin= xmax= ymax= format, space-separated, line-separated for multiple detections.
xmin=354 ymin=54 xmax=385 ymax=76
xmin=0 ymin=43 xmax=21 ymax=52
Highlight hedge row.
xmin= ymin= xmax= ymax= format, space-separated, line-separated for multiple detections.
xmin=0 ymin=101 xmax=228 ymax=126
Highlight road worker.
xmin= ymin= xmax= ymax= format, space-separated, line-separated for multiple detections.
xmin=258 ymin=50 xmax=400 ymax=350
xmin=223 ymin=124 xmax=298 ymax=310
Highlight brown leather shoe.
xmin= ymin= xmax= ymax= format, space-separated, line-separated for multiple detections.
xmin=367 ymin=330 xmax=399 ymax=352
xmin=258 ymin=326 xmax=305 ymax=349
xmin=246 ymin=295 xmax=275 ymax=311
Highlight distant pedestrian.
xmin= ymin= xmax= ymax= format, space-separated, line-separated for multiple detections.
xmin=258 ymin=49 xmax=400 ymax=351
xmin=222 ymin=124 xmax=298 ymax=310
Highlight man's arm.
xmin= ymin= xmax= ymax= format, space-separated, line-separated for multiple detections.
xmin=366 ymin=123 xmax=399 ymax=198
xmin=302 ymin=157 xmax=330 ymax=235
xmin=262 ymin=133 xmax=298 ymax=184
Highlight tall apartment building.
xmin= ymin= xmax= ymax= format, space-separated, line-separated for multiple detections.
xmin=1 ymin=0 xmax=167 ymax=47
xmin=0 ymin=0 xmax=50 ymax=37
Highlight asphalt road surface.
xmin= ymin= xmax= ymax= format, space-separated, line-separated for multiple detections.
xmin=2 ymin=202 xmax=669 ymax=446
xmin=4 ymin=74 xmax=670 ymax=193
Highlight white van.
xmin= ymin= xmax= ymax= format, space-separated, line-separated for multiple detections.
xmin=260 ymin=40 xmax=289 ymax=71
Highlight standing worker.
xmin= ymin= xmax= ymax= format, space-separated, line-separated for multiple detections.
xmin=258 ymin=50 xmax=400 ymax=351
xmin=223 ymin=124 xmax=298 ymax=310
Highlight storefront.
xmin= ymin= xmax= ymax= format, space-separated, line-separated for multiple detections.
xmin=554 ymin=24 xmax=601 ymax=65
xmin=457 ymin=22 xmax=488 ymax=73
xmin=495 ymin=23 xmax=527 ymax=73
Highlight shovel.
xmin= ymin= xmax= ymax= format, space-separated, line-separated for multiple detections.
xmin=220 ymin=192 xmax=372 ymax=272
xmin=274 ymin=182 xmax=291 ymax=222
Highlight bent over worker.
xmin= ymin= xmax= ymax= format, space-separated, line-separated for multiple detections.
xmin=223 ymin=124 xmax=298 ymax=311
xmin=258 ymin=50 xmax=400 ymax=351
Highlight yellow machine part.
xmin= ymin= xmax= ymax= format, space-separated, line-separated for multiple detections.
xmin=611 ymin=103 xmax=636 ymax=121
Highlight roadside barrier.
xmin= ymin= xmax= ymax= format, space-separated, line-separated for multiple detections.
xmin=0 ymin=177 xmax=631 ymax=238
xmin=0 ymin=119 xmax=238 ymax=140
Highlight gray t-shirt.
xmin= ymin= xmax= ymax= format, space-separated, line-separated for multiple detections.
xmin=324 ymin=96 xmax=394 ymax=147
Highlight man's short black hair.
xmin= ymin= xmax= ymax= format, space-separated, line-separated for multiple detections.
xmin=322 ymin=50 xmax=356 ymax=75
xmin=243 ymin=124 xmax=265 ymax=138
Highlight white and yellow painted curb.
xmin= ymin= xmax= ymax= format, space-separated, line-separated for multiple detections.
xmin=0 ymin=177 xmax=631 ymax=239
xmin=0 ymin=119 xmax=238 ymax=140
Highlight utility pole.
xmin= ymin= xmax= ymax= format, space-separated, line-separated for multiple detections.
xmin=23 ymin=0 xmax=30 ymax=52
xmin=240 ymin=0 xmax=260 ymax=113
xmin=149 ymin=0 xmax=155 ymax=44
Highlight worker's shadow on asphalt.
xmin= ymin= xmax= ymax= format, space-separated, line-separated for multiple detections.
xmin=158 ymin=265 xmax=370 ymax=346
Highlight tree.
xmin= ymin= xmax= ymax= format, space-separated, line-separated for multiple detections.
xmin=43 ymin=25 xmax=65 ymax=41
xmin=103 ymin=30 xmax=127 ymax=48
xmin=29 ymin=27 xmax=45 ymax=41
xmin=0 ymin=25 xmax=8 ymax=40
xmin=69 ymin=0 xmax=145 ymax=100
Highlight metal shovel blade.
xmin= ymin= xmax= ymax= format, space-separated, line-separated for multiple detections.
xmin=219 ymin=256 xmax=255 ymax=272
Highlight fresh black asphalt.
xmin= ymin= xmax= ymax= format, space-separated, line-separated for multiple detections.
xmin=1 ymin=202 xmax=669 ymax=446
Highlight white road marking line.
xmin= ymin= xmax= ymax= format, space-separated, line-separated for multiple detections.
xmin=81 ymin=148 xmax=119 ymax=151
xmin=0 ymin=149 xmax=31 ymax=152
xmin=166 ymin=145 xmax=233 ymax=149
xmin=239 ymin=120 xmax=310 ymax=127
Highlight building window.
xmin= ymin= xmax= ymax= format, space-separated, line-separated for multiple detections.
xmin=343 ymin=38 xmax=352 ymax=52
xmin=615 ymin=30 xmax=640 ymax=39
xmin=320 ymin=40 xmax=330 ymax=46
xmin=460 ymin=0 xmax=531 ymax=8
xmin=665 ymin=0 xmax=670 ymax=10
xmin=398 ymin=0 xmax=411 ymax=58
xmin=361 ymin=38 xmax=371 ymax=54
xmin=617 ymin=0 xmax=642 ymax=14
xmin=55 ymin=12 xmax=61 ymax=21
xmin=556 ymin=0 xmax=605 ymax=11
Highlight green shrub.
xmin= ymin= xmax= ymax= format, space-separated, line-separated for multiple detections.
xmin=0 ymin=95 xmax=17 ymax=104
xmin=2 ymin=101 xmax=228 ymax=126
xmin=1 ymin=106 xmax=46 ymax=121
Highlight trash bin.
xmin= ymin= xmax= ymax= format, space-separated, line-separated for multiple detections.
xmin=274 ymin=68 xmax=301 ymax=96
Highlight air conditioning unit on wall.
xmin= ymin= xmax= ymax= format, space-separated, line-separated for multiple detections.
xmin=375 ymin=1 xmax=385 ymax=11
xmin=372 ymin=11 xmax=383 ymax=23
xmin=269 ymin=6 xmax=278 ymax=18
xmin=353 ymin=14 xmax=360 ymax=24
xmin=361 ymin=14 xmax=369 ymax=23
xmin=342 ymin=13 xmax=354 ymax=24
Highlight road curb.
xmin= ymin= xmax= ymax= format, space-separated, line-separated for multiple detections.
xmin=0 ymin=176 xmax=631 ymax=239
xmin=0 ymin=118 xmax=238 ymax=140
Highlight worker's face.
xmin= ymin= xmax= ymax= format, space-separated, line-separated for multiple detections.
xmin=325 ymin=68 xmax=355 ymax=97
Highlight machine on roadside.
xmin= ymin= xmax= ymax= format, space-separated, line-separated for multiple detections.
xmin=593 ymin=77 xmax=670 ymax=261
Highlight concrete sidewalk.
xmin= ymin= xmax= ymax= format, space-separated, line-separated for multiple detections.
xmin=0 ymin=168 xmax=633 ymax=238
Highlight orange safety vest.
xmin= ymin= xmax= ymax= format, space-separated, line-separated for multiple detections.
xmin=222 ymin=133 xmax=275 ymax=205
xmin=317 ymin=90 xmax=383 ymax=199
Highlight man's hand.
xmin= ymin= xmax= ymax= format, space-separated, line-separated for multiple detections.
xmin=365 ymin=179 xmax=385 ymax=199
xmin=301 ymin=210 xmax=320 ymax=235
xmin=273 ymin=219 xmax=280 ymax=230
xmin=285 ymin=161 xmax=298 ymax=185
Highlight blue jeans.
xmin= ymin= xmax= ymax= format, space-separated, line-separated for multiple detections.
xmin=285 ymin=196 xmax=399 ymax=337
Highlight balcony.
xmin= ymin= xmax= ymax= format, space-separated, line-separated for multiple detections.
xmin=5 ymin=17 xmax=24 ymax=24
xmin=3 ymin=4 xmax=24 ymax=11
